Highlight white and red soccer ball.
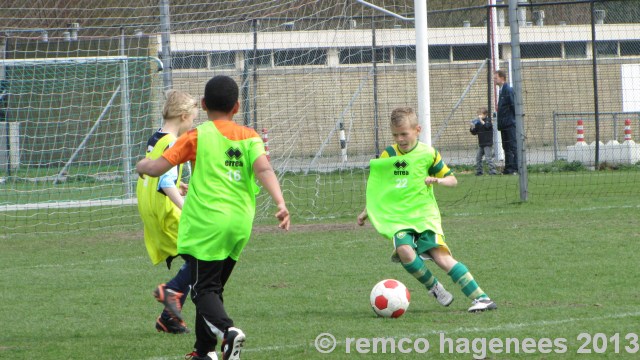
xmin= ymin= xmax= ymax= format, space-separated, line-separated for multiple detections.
xmin=370 ymin=279 xmax=410 ymax=318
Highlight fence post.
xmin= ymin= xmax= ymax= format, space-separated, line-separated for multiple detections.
xmin=372 ymin=16 xmax=380 ymax=158
xmin=508 ymin=0 xmax=528 ymax=201
xmin=590 ymin=0 xmax=601 ymax=168
xmin=159 ymin=0 xmax=173 ymax=91
xmin=252 ymin=19 xmax=258 ymax=131
xmin=120 ymin=28 xmax=133 ymax=198
xmin=553 ymin=111 xmax=558 ymax=161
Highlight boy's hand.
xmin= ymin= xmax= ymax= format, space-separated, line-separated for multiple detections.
xmin=425 ymin=177 xmax=440 ymax=186
xmin=136 ymin=158 xmax=148 ymax=179
xmin=357 ymin=209 xmax=368 ymax=226
xmin=179 ymin=182 xmax=189 ymax=196
xmin=275 ymin=203 xmax=290 ymax=231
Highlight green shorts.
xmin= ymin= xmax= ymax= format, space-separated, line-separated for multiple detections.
xmin=391 ymin=229 xmax=451 ymax=262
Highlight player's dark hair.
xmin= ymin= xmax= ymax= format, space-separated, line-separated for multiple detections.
xmin=495 ymin=69 xmax=507 ymax=80
xmin=204 ymin=75 xmax=239 ymax=113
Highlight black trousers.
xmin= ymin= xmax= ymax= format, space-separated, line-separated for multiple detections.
xmin=500 ymin=126 xmax=518 ymax=173
xmin=184 ymin=255 xmax=237 ymax=354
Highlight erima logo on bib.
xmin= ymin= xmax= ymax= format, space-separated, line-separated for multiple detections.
xmin=225 ymin=147 xmax=244 ymax=167
xmin=394 ymin=160 xmax=409 ymax=175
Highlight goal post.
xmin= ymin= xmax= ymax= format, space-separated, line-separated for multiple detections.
xmin=1 ymin=55 xmax=162 ymax=184
xmin=0 ymin=53 xmax=163 ymax=232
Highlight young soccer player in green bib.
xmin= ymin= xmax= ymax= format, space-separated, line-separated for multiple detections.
xmin=136 ymin=90 xmax=198 ymax=334
xmin=136 ymin=75 xmax=290 ymax=360
xmin=357 ymin=107 xmax=496 ymax=313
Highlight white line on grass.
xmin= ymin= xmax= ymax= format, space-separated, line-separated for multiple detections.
xmin=0 ymin=256 xmax=146 ymax=271
xmin=142 ymin=310 xmax=640 ymax=360
xmin=403 ymin=309 xmax=640 ymax=338
xmin=449 ymin=204 xmax=640 ymax=218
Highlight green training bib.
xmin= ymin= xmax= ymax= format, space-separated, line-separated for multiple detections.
xmin=177 ymin=121 xmax=263 ymax=261
xmin=366 ymin=144 xmax=443 ymax=239
xmin=136 ymin=133 xmax=183 ymax=265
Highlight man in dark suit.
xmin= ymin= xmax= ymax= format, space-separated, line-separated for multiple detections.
xmin=494 ymin=70 xmax=518 ymax=175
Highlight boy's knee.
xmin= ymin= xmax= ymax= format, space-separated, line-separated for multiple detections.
xmin=396 ymin=245 xmax=416 ymax=263
xmin=430 ymin=248 xmax=457 ymax=271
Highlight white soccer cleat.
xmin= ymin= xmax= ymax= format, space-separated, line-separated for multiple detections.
xmin=468 ymin=298 xmax=497 ymax=313
xmin=428 ymin=282 xmax=454 ymax=307
xmin=222 ymin=327 xmax=246 ymax=360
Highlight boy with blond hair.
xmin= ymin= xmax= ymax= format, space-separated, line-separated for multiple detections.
xmin=358 ymin=107 xmax=497 ymax=313
xmin=137 ymin=90 xmax=199 ymax=334
xmin=136 ymin=75 xmax=290 ymax=360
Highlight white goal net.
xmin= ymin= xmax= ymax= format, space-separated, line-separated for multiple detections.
xmin=3 ymin=1 xmax=639 ymax=235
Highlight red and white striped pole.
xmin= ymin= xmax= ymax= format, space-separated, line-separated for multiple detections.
xmin=624 ymin=119 xmax=632 ymax=143
xmin=576 ymin=119 xmax=585 ymax=144
xmin=262 ymin=128 xmax=270 ymax=160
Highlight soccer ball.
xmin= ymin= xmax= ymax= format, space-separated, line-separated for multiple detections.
xmin=369 ymin=279 xmax=410 ymax=318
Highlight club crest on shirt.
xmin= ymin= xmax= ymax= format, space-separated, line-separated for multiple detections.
xmin=394 ymin=160 xmax=409 ymax=175
xmin=225 ymin=147 xmax=244 ymax=167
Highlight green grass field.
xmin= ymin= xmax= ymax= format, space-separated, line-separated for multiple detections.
xmin=1 ymin=173 xmax=639 ymax=359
